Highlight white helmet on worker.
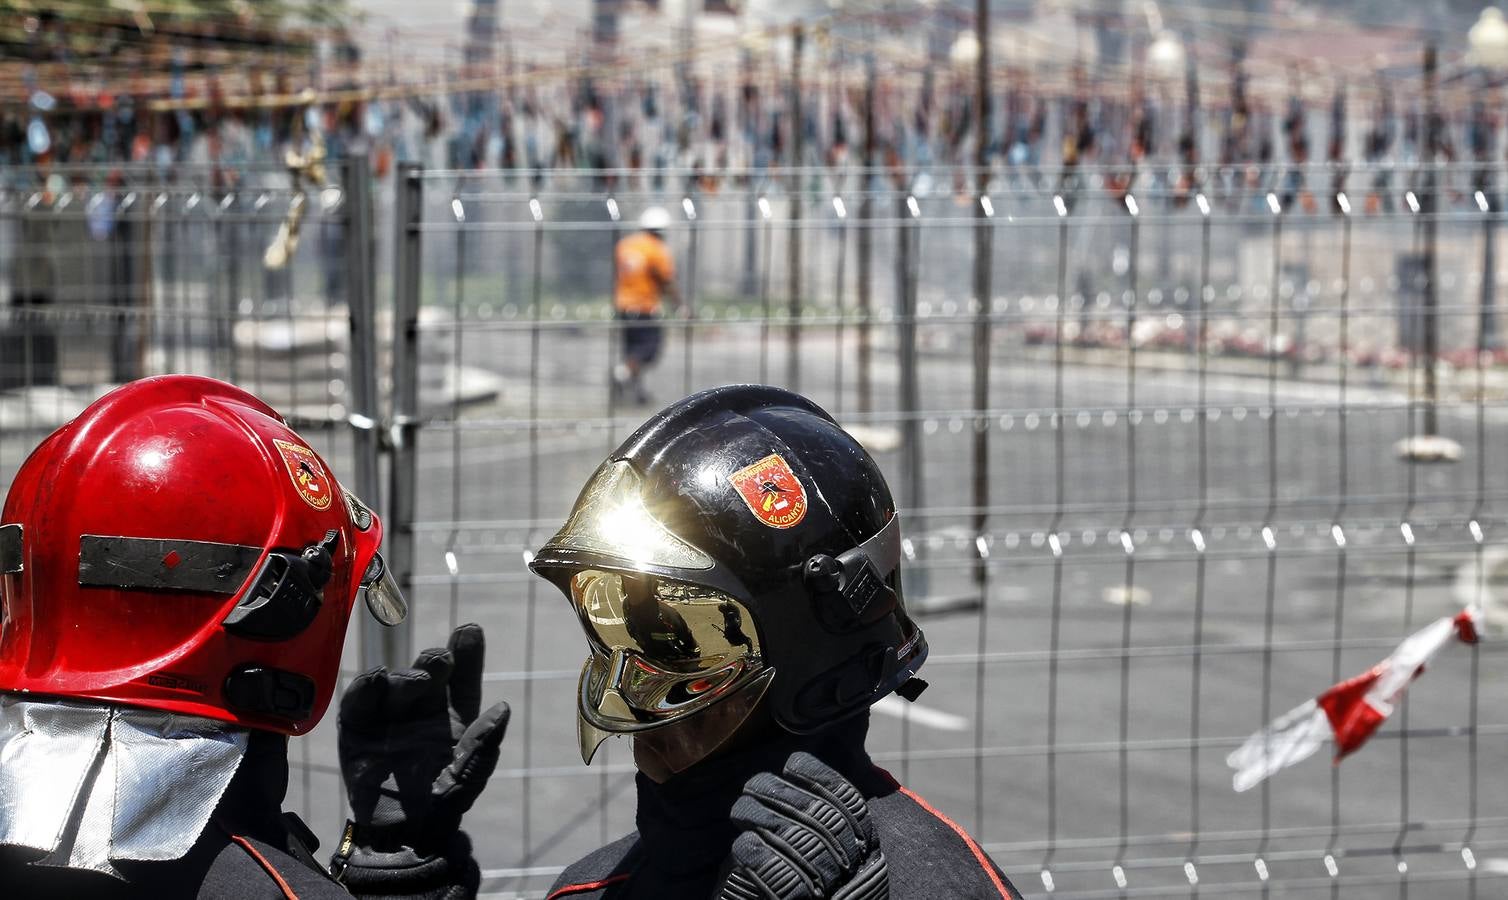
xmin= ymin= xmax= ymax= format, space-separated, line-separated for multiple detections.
xmin=638 ymin=206 xmax=672 ymax=234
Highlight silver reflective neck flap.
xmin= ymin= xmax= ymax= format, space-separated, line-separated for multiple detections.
xmin=0 ymin=695 xmax=249 ymax=879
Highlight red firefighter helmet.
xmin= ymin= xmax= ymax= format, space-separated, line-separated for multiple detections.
xmin=0 ymin=375 xmax=405 ymax=735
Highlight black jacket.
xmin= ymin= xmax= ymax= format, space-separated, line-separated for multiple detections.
xmin=0 ymin=732 xmax=475 ymax=900
xmin=546 ymin=716 xmax=1024 ymax=900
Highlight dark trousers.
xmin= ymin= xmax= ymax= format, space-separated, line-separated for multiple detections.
xmin=619 ymin=311 xmax=663 ymax=367
xmin=1 ymin=293 xmax=58 ymax=389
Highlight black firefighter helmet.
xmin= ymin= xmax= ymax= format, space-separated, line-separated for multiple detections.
xmin=530 ymin=385 xmax=927 ymax=771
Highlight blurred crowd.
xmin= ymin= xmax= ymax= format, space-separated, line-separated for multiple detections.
xmin=3 ymin=37 xmax=1506 ymax=209
xmin=4 ymin=0 xmax=1508 ymax=212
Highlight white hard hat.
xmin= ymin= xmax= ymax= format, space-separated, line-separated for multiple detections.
xmin=638 ymin=206 xmax=672 ymax=232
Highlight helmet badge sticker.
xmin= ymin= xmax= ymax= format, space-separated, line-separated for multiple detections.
xmin=274 ymin=439 xmax=334 ymax=510
xmin=728 ymin=453 xmax=808 ymax=529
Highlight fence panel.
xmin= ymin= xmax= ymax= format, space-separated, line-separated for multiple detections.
xmin=392 ymin=163 xmax=1508 ymax=898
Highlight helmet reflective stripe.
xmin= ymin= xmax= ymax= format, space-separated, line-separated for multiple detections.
xmin=77 ymin=536 xmax=262 ymax=593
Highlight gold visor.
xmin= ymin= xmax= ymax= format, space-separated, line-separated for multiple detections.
xmin=570 ymin=569 xmax=766 ymax=760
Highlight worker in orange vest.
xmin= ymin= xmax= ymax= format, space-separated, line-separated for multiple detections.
xmin=612 ymin=207 xmax=681 ymax=405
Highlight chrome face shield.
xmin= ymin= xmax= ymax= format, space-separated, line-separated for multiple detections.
xmin=569 ymin=568 xmax=767 ymax=763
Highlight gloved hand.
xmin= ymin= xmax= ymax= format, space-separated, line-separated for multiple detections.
xmin=717 ymin=752 xmax=889 ymax=900
xmin=332 ymin=624 xmax=509 ymax=897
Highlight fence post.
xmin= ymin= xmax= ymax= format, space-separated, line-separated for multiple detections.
xmin=787 ymin=24 xmax=805 ymax=391
xmin=1421 ymin=43 xmax=1440 ymax=438
xmin=384 ymin=161 xmax=423 ymax=668
xmin=1483 ymin=177 xmax=1499 ymax=352
xmin=897 ymin=191 xmax=927 ymax=599
xmin=343 ymin=152 xmax=386 ymax=671
xmin=971 ymin=0 xmax=992 ymax=600
xmin=682 ymin=188 xmax=699 ymax=394
xmin=856 ymin=55 xmax=876 ymax=415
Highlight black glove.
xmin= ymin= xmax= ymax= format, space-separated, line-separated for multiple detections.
xmin=332 ymin=624 xmax=510 ymax=898
xmin=717 ymin=752 xmax=889 ymax=900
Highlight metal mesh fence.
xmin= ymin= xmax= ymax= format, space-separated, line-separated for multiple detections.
xmin=3 ymin=160 xmax=1506 ymax=898
xmin=0 ymin=161 xmax=362 ymax=419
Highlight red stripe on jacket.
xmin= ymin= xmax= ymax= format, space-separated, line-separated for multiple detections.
xmin=546 ymin=872 xmax=633 ymax=899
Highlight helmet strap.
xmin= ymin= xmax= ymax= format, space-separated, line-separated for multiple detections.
xmin=894 ymin=677 xmax=929 ymax=702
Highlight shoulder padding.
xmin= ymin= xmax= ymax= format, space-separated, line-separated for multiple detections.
xmin=866 ymin=769 xmax=1025 ymax=900
xmin=546 ymin=833 xmax=642 ymax=898
xmin=202 ymin=833 xmax=349 ymax=899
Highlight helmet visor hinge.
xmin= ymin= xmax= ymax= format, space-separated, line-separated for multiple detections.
xmin=301 ymin=530 xmax=340 ymax=591
xmin=804 ymin=551 xmax=895 ymax=628
xmin=802 ymin=516 xmax=904 ymax=628
xmin=222 ymin=532 xmax=339 ymax=641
